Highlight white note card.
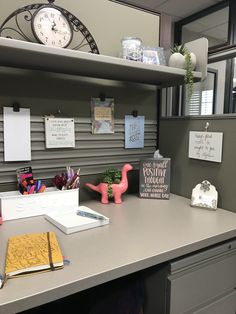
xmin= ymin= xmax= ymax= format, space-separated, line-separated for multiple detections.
xmin=3 ymin=107 xmax=31 ymax=161
xmin=188 ymin=131 xmax=223 ymax=163
xmin=125 ymin=115 xmax=145 ymax=149
xmin=45 ymin=117 xmax=75 ymax=148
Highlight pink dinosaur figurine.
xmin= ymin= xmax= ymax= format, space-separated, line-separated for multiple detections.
xmin=85 ymin=163 xmax=133 ymax=204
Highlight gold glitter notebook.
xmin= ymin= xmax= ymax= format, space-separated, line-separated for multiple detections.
xmin=5 ymin=231 xmax=63 ymax=278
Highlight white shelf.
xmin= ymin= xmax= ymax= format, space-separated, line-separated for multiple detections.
xmin=0 ymin=37 xmax=203 ymax=87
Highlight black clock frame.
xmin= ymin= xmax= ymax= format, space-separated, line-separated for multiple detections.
xmin=0 ymin=0 xmax=100 ymax=54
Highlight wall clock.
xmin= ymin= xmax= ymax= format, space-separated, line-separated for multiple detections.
xmin=32 ymin=6 xmax=73 ymax=48
xmin=0 ymin=0 xmax=99 ymax=53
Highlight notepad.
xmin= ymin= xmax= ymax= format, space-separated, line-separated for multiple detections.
xmin=45 ymin=206 xmax=109 ymax=234
xmin=5 ymin=232 xmax=64 ymax=278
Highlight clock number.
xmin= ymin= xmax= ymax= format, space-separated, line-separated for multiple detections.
xmin=52 ymin=40 xmax=56 ymax=45
xmin=38 ymin=24 xmax=42 ymax=29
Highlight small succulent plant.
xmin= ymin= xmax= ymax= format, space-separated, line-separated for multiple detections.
xmin=101 ymin=168 xmax=121 ymax=198
xmin=171 ymin=44 xmax=194 ymax=102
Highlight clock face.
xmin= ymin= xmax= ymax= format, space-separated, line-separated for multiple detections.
xmin=32 ymin=7 xmax=73 ymax=48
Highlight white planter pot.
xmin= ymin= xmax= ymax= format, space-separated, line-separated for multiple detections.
xmin=168 ymin=52 xmax=197 ymax=70
xmin=168 ymin=52 xmax=185 ymax=69
xmin=190 ymin=52 xmax=196 ymax=70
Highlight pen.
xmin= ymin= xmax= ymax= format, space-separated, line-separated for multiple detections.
xmin=77 ymin=210 xmax=106 ymax=221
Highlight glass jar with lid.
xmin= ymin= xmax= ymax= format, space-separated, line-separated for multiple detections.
xmin=121 ymin=37 xmax=142 ymax=61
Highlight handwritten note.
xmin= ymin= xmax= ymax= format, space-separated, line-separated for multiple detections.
xmin=45 ymin=117 xmax=75 ymax=148
xmin=125 ymin=115 xmax=144 ymax=149
xmin=139 ymin=158 xmax=170 ymax=199
xmin=188 ymin=131 xmax=223 ymax=163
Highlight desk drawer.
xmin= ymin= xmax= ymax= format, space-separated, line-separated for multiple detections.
xmin=194 ymin=290 xmax=236 ymax=314
xmin=168 ymin=252 xmax=236 ymax=314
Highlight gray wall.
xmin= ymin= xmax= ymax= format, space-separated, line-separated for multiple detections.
xmin=0 ymin=0 xmax=159 ymax=57
xmin=0 ymin=1 xmax=160 ymax=199
xmin=0 ymin=69 xmax=157 ymax=198
xmin=159 ymin=115 xmax=236 ymax=212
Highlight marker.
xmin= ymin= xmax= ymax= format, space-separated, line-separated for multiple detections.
xmin=77 ymin=210 xmax=106 ymax=221
xmin=38 ymin=184 xmax=46 ymax=193
xmin=28 ymin=185 xmax=35 ymax=194
xmin=35 ymin=180 xmax=41 ymax=193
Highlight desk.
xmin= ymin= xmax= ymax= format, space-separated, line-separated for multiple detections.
xmin=1 ymin=194 xmax=236 ymax=313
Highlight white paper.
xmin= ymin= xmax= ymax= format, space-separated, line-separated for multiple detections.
xmin=3 ymin=107 xmax=31 ymax=161
xmin=45 ymin=117 xmax=75 ymax=148
xmin=188 ymin=131 xmax=223 ymax=163
xmin=125 ymin=115 xmax=145 ymax=149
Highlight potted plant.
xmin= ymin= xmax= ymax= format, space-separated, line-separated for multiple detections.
xmin=85 ymin=164 xmax=133 ymax=204
xmin=168 ymin=44 xmax=196 ymax=102
xmin=101 ymin=167 xmax=122 ymax=198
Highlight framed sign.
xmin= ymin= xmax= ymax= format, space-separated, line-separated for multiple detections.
xmin=188 ymin=131 xmax=223 ymax=163
xmin=45 ymin=117 xmax=75 ymax=149
xmin=139 ymin=158 xmax=171 ymax=199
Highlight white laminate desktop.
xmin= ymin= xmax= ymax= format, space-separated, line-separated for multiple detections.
xmin=1 ymin=194 xmax=236 ymax=313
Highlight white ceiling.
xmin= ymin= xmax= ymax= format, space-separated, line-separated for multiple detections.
xmin=182 ymin=6 xmax=228 ymax=43
xmin=111 ymin=0 xmax=225 ymax=21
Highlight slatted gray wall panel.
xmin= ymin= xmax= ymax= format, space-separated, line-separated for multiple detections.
xmin=0 ymin=115 xmax=157 ymax=185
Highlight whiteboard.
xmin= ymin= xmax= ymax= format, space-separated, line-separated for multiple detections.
xmin=3 ymin=107 xmax=31 ymax=161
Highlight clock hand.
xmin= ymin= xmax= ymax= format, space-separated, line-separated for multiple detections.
xmin=52 ymin=27 xmax=68 ymax=35
xmin=51 ymin=21 xmax=57 ymax=31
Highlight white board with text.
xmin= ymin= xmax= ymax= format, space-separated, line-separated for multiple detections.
xmin=188 ymin=131 xmax=223 ymax=163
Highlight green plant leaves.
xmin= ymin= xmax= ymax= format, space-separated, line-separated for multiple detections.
xmin=101 ymin=168 xmax=121 ymax=198
xmin=171 ymin=43 xmax=194 ymax=102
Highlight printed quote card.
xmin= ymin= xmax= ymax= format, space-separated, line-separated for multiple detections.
xmin=45 ymin=117 xmax=75 ymax=148
xmin=188 ymin=131 xmax=223 ymax=163
xmin=125 ymin=115 xmax=144 ymax=149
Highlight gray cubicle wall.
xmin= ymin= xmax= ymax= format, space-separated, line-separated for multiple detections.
xmin=0 ymin=68 xmax=157 ymax=199
xmin=159 ymin=115 xmax=236 ymax=212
